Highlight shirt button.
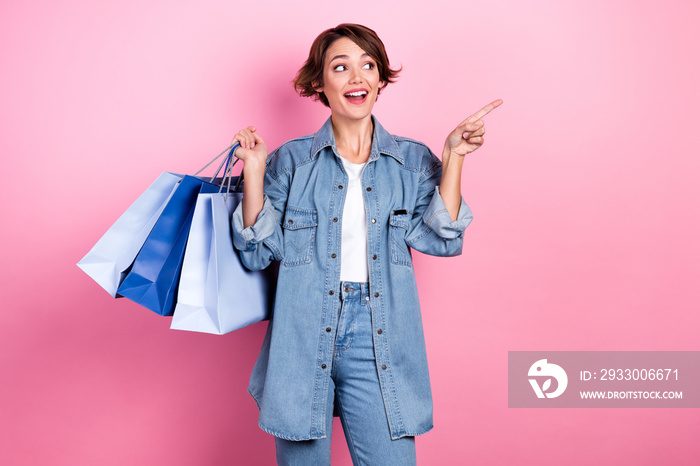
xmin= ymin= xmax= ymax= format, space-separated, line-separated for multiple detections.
xmin=331 ymin=253 xmax=336 ymax=258
xmin=377 ymin=329 xmax=383 ymax=334
xmin=371 ymin=218 xmax=376 ymax=224
xmin=365 ymin=296 xmax=370 ymax=301
xmin=381 ymin=364 xmax=387 ymax=370
xmin=374 ymin=292 xmax=379 ymax=297
xmin=322 ymin=364 xmax=327 ymax=369
xmin=326 ymin=327 xmax=331 ymax=332
xmin=288 ymin=219 xmax=293 ymax=224
xmin=338 ymin=185 xmax=343 ymax=189
xmin=329 ymin=290 xmax=334 ymax=295
xmin=366 ymin=187 xmax=372 ymax=192
xmin=372 ymin=254 xmax=377 ymax=260
xmin=333 ymin=217 xmax=338 ymax=222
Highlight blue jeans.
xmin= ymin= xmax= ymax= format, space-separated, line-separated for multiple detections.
xmin=275 ymin=282 xmax=417 ymax=465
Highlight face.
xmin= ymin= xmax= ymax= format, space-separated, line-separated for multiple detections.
xmin=314 ymin=37 xmax=384 ymax=122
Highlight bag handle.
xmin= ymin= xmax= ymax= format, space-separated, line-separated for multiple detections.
xmin=194 ymin=142 xmax=241 ymax=181
xmin=193 ymin=142 xmax=245 ymax=202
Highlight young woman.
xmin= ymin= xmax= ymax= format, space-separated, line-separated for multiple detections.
xmin=231 ymin=23 xmax=502 ymax=465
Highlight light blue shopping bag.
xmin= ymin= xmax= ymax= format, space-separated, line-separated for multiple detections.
xmin=170 ymin=191 xmax=275 ymax=334
xmin=77 ymin=172 xmax=182 ymax=297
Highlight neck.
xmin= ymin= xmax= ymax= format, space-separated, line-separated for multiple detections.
xmin=331 ymin=113 xmax=373 ymax=164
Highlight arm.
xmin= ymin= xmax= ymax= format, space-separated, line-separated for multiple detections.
xmin=404 ymin=98 xmax=503 ymax=256
xmin=232 ymin=126 xmax=268 ymax=228
xmin=439 ymin=99 xmax=503 ymax=220
xmin=230 ymin=126 xmax=286 ymax=271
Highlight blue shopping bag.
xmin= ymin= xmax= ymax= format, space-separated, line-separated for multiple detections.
xmin=116 ymin=175 xmax=223 ymax=316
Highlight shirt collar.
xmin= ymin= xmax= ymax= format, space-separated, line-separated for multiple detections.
xmin=310 ymin=115 xmax=404 ymax=165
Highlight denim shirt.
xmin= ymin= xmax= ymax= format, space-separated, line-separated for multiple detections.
xmin=231 ymin=115 xmax=473 ymax=441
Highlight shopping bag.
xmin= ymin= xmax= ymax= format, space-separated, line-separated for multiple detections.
xmin=77 ymin=172 xmax=182 ymax=297
xmin=116 ymin=175 xmax=226 ymax=316
xmin=170 ymin=192 xmax=274 ymax=335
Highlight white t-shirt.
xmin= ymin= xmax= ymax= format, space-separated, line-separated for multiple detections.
xmin=339 ymin=157 xmax=369 ymax=282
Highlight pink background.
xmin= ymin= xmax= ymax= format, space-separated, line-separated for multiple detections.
xmin=2 ymin=0 xmax=699 ymax=464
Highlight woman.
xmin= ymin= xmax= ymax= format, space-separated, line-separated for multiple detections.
xmin=231 ymin=23 xmax=501 ymax=465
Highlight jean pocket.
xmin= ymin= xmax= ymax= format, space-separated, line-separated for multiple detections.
xmin=389 ymin=211 xmax=412 ymax=267
xmin=282 ymin=206 xmax=318 ymax=267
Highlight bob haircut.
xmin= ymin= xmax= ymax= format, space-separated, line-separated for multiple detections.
xmin=293 ymin=23 xmax=401 ymax=108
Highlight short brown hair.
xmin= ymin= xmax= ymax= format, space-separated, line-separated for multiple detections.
xmin=293 ymin=24 xmax=401 ymax=107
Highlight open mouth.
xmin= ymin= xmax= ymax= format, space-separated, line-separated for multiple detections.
xmin=344 ymin=90 xmax=368 ymax=103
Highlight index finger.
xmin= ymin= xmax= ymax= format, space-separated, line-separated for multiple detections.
xmin=466 ymin=99 xmax=503 ymax=123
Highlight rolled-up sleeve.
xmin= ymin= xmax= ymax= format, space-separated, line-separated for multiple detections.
xmin=232 ymin=194 xmax=278 ymax=251
xmin=421 ymin=186 xmax=473 ymax=239
xmin=405 ymin=163 xmax=473 ymax=257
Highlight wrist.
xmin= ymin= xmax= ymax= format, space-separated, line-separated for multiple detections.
xmin=442 ymin=146 xmax=465 ymax=172
xmin=242 ymin=158 xmax=266 ymax=179
xmin=443 ymin=144 xmax=465 ymax=160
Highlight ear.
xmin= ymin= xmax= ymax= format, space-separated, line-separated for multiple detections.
xmin=312 ymin=81 xmax=323 ymax=93
xmin=376 ymin=81 xmax=385 ymax=99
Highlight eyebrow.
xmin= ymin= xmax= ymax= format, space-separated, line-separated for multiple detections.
xmin=329 ymin=52 xmax=371 ymax=63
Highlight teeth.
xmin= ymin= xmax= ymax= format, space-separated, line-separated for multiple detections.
xmin=345 ymin=91 xmax=367 ymax=97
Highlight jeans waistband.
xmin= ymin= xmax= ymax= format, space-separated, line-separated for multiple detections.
xmin=340 ymin=281 xmax=369 ymax=300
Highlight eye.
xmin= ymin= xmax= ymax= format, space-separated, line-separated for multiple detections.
xmin=333 ymin=64 xmax=347 ymax=72
xmin=362 ymin=62 xmax=375 ymax=70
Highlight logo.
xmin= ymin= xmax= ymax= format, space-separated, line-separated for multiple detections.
xmin=528 ymin=359 xmax=568 ymax=398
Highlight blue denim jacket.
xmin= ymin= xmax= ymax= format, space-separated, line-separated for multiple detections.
xmin=231 ymin=115 xmax=473 ymax=441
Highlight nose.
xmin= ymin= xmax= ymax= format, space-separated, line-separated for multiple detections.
xmin=349 ymin=70 xmax=363 ymax=84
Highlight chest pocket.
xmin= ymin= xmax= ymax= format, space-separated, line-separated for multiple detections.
xmin=389 ymin=210 xmax=412 ymax=267
xmin=282 ymin=206 xmax=318 ymax=267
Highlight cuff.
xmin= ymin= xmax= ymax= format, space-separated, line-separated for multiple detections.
xmin=422 ymin=186 xmax=473 ymax=239
xmin=232 ymin=194 xmax=278 ymax=251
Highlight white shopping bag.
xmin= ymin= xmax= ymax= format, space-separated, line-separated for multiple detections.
xmin=171 ymin=192 xmax=272 ymax=335
xmin=77 ymin=172 xmax=182 ymax=297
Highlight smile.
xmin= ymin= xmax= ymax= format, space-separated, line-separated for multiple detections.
xmin=344 ymin=89 xmax=368 ymax=104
